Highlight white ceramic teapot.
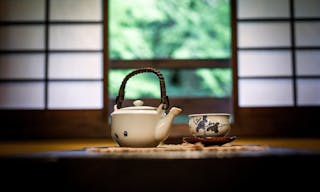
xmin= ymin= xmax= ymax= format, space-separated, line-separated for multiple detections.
xmin=110 ymin=68 xmax=182 ymax=147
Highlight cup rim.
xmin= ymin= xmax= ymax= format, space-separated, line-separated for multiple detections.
xmin=188 ymin=113 xmax=230 ymax=117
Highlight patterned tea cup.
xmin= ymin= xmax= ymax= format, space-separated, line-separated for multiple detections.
xmin=188 ymin=113 xmax=231 ymax=137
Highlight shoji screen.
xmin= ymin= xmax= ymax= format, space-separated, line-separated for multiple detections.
xmin=294 ymin=0 xmax=320 ymax=105
xmin=236 ymin=0 xmax=320 ymax=107
xmin=0 ymin=0 xmax=103 ymax=109
xmin=232 ymin=0 xmax=320 ymax=137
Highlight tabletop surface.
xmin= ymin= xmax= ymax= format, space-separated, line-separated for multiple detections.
xmin=7 ymin=145 xmax=319 ymax=160
xmin=1 ymin=137 xmax=320 ymax=159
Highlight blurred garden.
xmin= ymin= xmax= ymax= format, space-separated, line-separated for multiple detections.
xmin=109 ymin=0 xmax=231 ymax=98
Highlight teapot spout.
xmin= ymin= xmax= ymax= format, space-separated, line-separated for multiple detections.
xmin=168 ymin=107 xmax=182 ymax=117
xmin=155 ymin=107 xmax=182 ymax=141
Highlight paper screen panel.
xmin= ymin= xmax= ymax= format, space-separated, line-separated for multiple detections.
xmin=48 ymin=81 xmax=103 ymax=109
xmin=237 ymin=0 xmax=289 ymax=19
xmin=0 ymin=54 xmax=45 ymax=79
xmin=49 ymin=25 xmax=102 ymax=50
xmin=50 ymin=0 xmax=102 ymax=21
xmin=0 ymin=0 xmax=45 ymax=21
xmin=296 ymin=50 xmax=320 ymax=76
xmin=0 ymin=82 xmax=45 ymax=109
xmin=238 ymin=50 xmax=292 ymax=77
xmin=48 ymin=53 xmax=103 ymax=79
xmin=295 ymin=21 xmax=320 ymax=47
xmin=238 ymin=22 xmax=291 ymax=48
xmin=294 ymin=0 xmax=320 ymax=18
xmin=0 ymin=26 xmax=45 ymax=50
xmin=297 ymin=79 xmax=320 ymax=106
xmin=239 ymin=79 xmax=294 ymax=107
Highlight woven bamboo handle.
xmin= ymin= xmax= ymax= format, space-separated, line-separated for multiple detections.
xmin=115 ymin=67 xmax=169 ymax=110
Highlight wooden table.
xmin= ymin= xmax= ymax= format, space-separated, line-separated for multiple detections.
xmin=1 ymin=137 xmax=319 ymax=192
xmin=1 ymin=137 xmax=320 ymax=155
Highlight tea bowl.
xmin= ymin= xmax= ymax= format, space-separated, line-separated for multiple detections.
xmin=188 ymin=113 xmax=231 ymax=137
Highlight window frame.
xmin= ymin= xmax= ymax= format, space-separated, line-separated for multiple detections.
xmin=3 ymin=0 xmax=319 ymax=140
xmin=107 ymin=0 xmax=233 ymax=138
xmin=0 ymin=0 xmax=232 ymax=139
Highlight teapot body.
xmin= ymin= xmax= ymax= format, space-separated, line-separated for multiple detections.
xmin=111 ymin=112 xmax=163 ymax=147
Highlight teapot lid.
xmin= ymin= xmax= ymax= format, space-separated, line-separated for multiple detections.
xmin=111 ymin=100 xmax=161 ymax=116
xmin=121 ymin=100 xmax=156 ymax=110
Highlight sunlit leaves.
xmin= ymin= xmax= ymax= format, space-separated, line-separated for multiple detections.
xmin=109 ymin=0 xmax=230 ymax=59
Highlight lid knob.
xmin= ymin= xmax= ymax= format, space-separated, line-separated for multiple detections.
xmin=133 ymin=100 xmax=144 ymax=106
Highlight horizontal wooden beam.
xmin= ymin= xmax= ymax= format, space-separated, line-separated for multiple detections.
xmin=0 ymin=110 xmax=108 ymax=139
xmin=232 ymin=107 xmax=320 ymax=137
xmin=110 ymin=59 xmax=231 ymax=69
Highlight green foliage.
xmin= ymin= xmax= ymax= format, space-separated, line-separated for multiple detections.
xmin=109 ymin=69 xmax=232 ymax=98
xmin=196 ymin=68 xmax=232 ymax=97
xmin=109 ymin=0 xmax=231 ymax=59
